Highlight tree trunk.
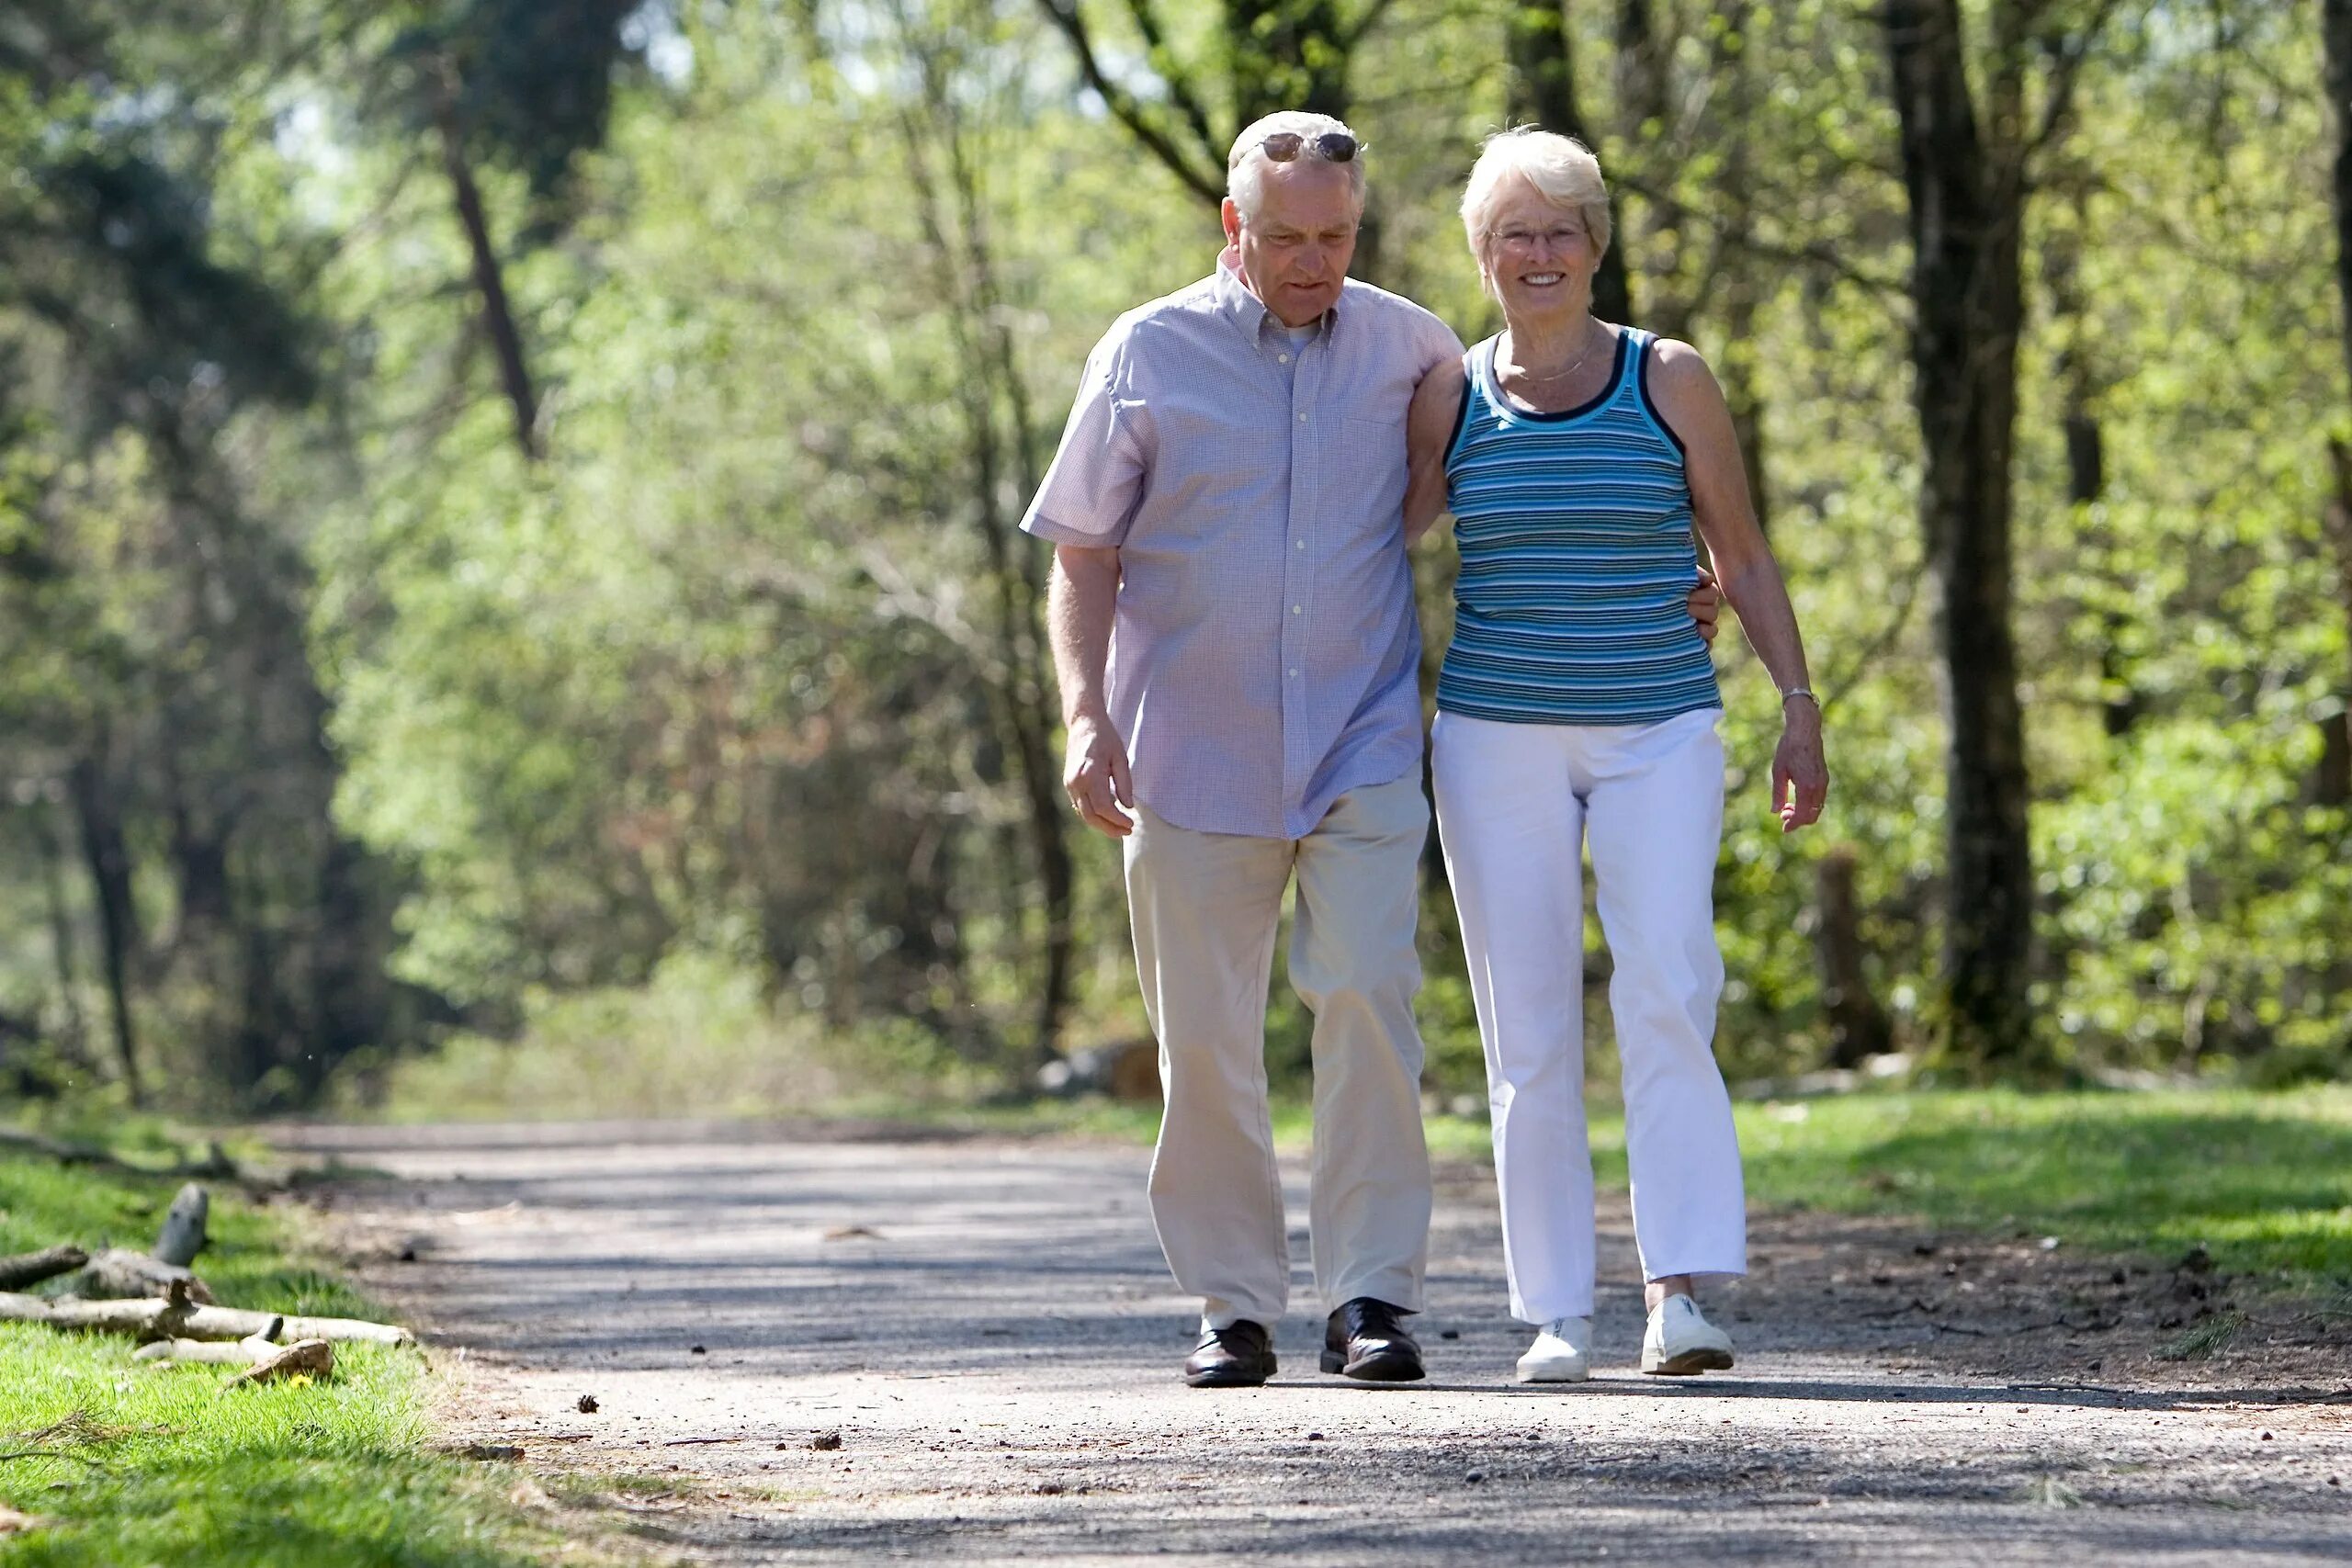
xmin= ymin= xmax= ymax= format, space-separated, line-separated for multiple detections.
xmin=898 ymin=22 xmax=1075 ymax=1062
xmin=1883 ymin=0 xmax=2037 ymax=1071
xmin=2320 ymin=1 xmax=2352 ymax=805
xmin=1613 ymin=0 xmax=1686 ymax=339
xmin=65 ymin=751 xmax=142 ymax=1105
xmin=1816 ymin=847 xmax=1893 ymax=1069
xmin=2049 ymin=188 xmax=2134 ymax=739
xmin=1713 ymin=0 xmax=1769 ymax=532
xmin=437 ymin=97 xmax=542 ymax=463
xmin=1505 ymin=0 xmax=1634 ymax=324
xmin=2327 ymin=0 xmax=2352 ymax=400
xmin=37 ymin=793 xmax=89 ymax=1062
xmin=2319 ymin=439 xmax=2352 ymax=807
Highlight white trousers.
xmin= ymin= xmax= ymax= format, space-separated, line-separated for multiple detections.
xmin=1430 ymin=707 xmax=1746 ymax=1324
xmin=1124 ymin=771 xmax=1433 ymax=1328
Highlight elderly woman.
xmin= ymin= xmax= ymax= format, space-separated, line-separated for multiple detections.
xmin=1404 ymin=129 xmax=1828 ymax=1382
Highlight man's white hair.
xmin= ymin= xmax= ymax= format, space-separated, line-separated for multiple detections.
xmin=1460 ymin=126 xmax=1613 ymax=289
xmin=1226 ymin=110 xmax=1366 ymax=221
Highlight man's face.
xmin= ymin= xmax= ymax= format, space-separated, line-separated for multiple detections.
xmin=1222 ymin=160 xmax=1360 ymax=328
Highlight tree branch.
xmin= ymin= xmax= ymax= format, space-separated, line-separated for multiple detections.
xmin=1118 ymin=0 xmax=1219 ymax=157
xmin=1032 ymin=0 xmax=1225 ymax=205
xmin=2021 ymin=0 xmax=2127 ymax=165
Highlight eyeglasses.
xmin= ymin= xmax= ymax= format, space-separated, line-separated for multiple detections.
xmin=1493 ymin=224 xmax=1589 ymax=253
xmin=1254 ymin=130 xmax=1362 ymax=164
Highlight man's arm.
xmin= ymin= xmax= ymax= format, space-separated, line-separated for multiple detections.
xmin=1048 ymin=544 xmax=1135 ymax=838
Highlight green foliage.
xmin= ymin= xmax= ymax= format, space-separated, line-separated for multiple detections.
xmin=0 ymin=0 xmax=2342 ymax=1108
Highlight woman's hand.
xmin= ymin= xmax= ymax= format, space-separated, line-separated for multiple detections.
xmin=1771 ymin=696 xmax=1828 ymax=833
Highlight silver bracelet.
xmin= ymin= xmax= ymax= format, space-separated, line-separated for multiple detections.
xmin=1780 ymin=686 xmax=1819 ymax=707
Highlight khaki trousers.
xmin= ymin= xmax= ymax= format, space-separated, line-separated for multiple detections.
xmin=1123 ymin=770 xmax=1433 ymax=1328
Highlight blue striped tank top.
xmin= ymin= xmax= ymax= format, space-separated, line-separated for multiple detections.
xmin=1436 ymin=328 xmax=1722 ymax=726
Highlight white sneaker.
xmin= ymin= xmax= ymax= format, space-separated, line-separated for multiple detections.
xmin=1641 ymin=1294 xmax=1735 ymax=1376
xmin=1515 ymin=1315 xmax=1592 ymax=1382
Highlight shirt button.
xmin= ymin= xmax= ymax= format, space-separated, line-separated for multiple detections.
xmin=1289 ymin=668 xmax=1300 ymax=678
xmin=1296 ymin=412 xmax=1308 ymax=423
xmin=1292 ymin=604 xmax=1303 ymax=615
xmin=1277 ymin=353 xmax=1291 ymax=365
xmin=1295 ymin=539 xmax=1305 ymax=550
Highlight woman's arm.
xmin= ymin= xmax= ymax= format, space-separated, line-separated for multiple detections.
xmin=1649 ymin=340 xmax=1828 ymax=832
xmin=1404 ymin=355 xmax=1467 ymax=545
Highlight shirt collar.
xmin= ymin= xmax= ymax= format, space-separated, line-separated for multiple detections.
xmin=1215 ymin=259 xmax=1339 ymax=342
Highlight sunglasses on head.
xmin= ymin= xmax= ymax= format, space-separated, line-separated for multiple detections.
xmin=1257 ymin=130 xmax=1361 ymax=164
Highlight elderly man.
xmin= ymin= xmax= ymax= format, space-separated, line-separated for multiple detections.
xmin=1023 ymin=112 xmax=1709 ymax=1388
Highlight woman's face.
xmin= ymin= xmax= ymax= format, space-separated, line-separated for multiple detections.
xmin=1481 ymin=178 xmax=1598 ymax=320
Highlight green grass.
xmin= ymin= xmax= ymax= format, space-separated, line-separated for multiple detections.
xmin=1726 ymin=1088 xmax=2352 ymax=1280
xmin=928 ymin=1086 xmax=2352 ymax=1282
xmin=0 ymin=1145 xmax=578 ymax=1567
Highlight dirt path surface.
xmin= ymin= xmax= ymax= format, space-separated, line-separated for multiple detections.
xmin=282 ymin=1122 xmax=2352 ymax=1565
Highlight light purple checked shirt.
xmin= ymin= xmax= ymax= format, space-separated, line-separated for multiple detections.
xmin=1023 ymin=264 xmax=1463 ymax=840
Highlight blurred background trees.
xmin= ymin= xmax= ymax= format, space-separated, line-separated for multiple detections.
xmin=0 ymin=0 xmax=2344 ymax=1114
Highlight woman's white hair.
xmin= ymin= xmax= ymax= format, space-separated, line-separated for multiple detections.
xmin=1227 ymin=110 xmax=1366 ymax=220
xmin=1459 ymin=126 xmax=1612 ymax=290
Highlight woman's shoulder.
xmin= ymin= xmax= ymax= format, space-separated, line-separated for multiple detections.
xmin=1632 ymin=333 xmax=1724 ymax=412
xmin=1634 ymin=331 xmax=1715 ymax=384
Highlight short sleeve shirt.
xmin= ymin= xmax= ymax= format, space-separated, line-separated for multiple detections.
xmin=1022 ymin=265 xmax=1463 ymax=840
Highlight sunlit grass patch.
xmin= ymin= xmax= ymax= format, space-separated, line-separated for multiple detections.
xmin=0 ymin=1150 xmax=580 ymax=1568
xmin=1725 ymin=1088 xmax=2352 ymax=1280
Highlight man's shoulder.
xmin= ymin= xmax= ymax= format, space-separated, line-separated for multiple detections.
xmin=1340 ymin=278 xmax=1457 ymax=341
xmin=1100 ymin=275 xmax=1225 ymax=349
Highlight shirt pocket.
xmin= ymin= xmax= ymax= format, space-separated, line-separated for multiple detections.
xmin=1341 ymin=414 xmax=1409 ymax=519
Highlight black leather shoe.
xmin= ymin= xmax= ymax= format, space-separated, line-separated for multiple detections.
xmin=1184 ymin=1320 xmax=1277 ymax=1387
xmin=1320 ymin=1297 xmax=1425 ymax=1382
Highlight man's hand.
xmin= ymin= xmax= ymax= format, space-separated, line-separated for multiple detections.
xmin=1689 ymin=567 xmax=1723 ymax=643
xmin=1770 ymin=697 xmax=1828 ymax=833
xmin=1065 ymin=711 xmax=1136 ymax=838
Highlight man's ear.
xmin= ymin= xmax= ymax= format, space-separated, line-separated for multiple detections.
xmin=1220 ymin=197 xmax=1241 ymax=247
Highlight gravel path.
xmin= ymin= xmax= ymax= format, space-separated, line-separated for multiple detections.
xmin=284 ymin=1122 xmax=2352 ymax=1565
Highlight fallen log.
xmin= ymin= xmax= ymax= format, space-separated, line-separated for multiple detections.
xmin=0 ymin=1128 xmax=242 ymax=1183
xmin=135 ymin=1316 xmax=286 ymax=1366
xmin=0 ymin=1128 xmax=113 ymax=1167
xmin=75 ymin=1248 xmax=213 ymax=1304
xmin=0 ymin=1247 xmax=87 ymax=1292
xmin=153 ymin=1183 xmax=209 ymax=1267
xmin=0 ymin=1280 xmax=413 ymax=1346
xmin=223 ymin=1338 xmax=334 ymax=1388
xmin=136 ymin=1337 xmax=268 ymax=1367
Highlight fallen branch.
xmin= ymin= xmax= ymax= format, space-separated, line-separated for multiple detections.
xmin=223 ymin=1339 xmax=334 ymax=1389
xmin=0 ymin=1450 xmax=105 ymax=1466
xmin=135 ymin=1317 xmax=287 ymax=1367
xmin=136 ymin=1339 xmax=270 ymax=1367
xmin=0 ymin=1280 xmax=412 ymax=1346
xmin=75 ymin=1248 xmax=213 ymax=1304
xmin=0 ymin=1129 xmax=239 ymax=1182
xmin=0 ymin=1128 xmax=117 ymax=1168
xmin=0 ymin=1247 xmax=87 ymax=1292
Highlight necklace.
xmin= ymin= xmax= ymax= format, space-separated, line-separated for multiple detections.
xmin=1503 ymin=320 xmax=1609 ymax=386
